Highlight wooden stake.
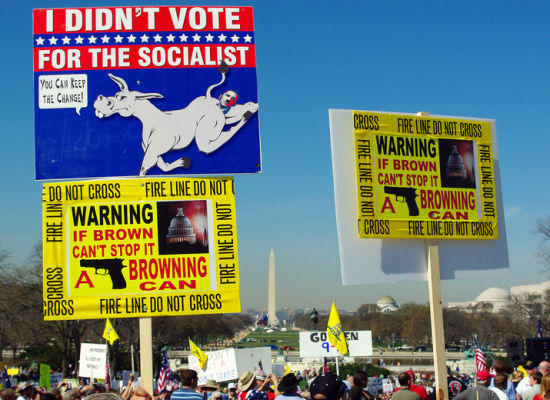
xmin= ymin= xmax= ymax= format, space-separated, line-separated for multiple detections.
xmin=139 ymin=317 xmax=154 ymax=395
xmin=416 ymin=111 xmax=449 ymax=400
xmin=427 ymin=239 xmax=449 ymax=400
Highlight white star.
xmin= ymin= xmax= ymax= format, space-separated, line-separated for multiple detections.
xmin=218 ymin=33 xmax=227 ymax=42
xmin=88 ymin=35 xmax=97 ymax=44
xmin=243 ymin=34 xmax=252 ymax=43
xmin=75 ymin=36 xmax=84 ymax=44
xmin=62 ymin=36 xmax=71 ymax=44
xmin=48 ymin=36 xmax=58 ymax=45
xmin=153 ymin=34 xmax=162 ymax=43
xmin=166 ymin=34 xmax=175 ymax=42
xmin=230 ymin=34 xmax=239 ymax=43
xmin=140 ymin=34 xmax=149 ymax=43
xmin=205 ymin=33 xmax=214 ymax=42
xmin=35 ymin=36 xmax=45 ymax=45
xmin=101 ymin=35 xmax=110 ymax=43
xmin=179 ymin=33 xmax=188 ymax=42
xmin=114 ymin=34 xmax=123 ymax=43
xmin=192 ymin=33 xmax=201 ymax=42
xmin=127 ymin=34 xmax=136 ymax=43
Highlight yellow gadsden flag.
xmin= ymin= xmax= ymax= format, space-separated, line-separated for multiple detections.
xmin=102 ymin=319 xmax=119 ymax=345
xmin=189 ymin=339 xmax=208 ymax=370
xmin=327 ymin=301 xmax=348 ymax=356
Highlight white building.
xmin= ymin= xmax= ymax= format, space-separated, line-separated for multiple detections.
xmin=377 ymin=296 xmax=399 ymax=313
xmin=447 ymin=281 xmax=550 ymax=312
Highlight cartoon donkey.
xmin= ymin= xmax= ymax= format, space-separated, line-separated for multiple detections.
xmin=93 ymin=62 xmax=258 ymax=176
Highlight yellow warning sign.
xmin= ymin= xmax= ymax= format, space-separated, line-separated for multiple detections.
xmin=42 ymin=177 xmax=240 ymax=320
xmin=354 ymin=111 xmax=497 ymax=239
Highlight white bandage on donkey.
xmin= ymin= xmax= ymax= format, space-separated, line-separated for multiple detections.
xmin=93 ymin=62 xmax=258 ymax=176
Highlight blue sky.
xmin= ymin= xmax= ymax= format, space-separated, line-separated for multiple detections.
xmin=3 ymin=0 xmax=550 ymax=311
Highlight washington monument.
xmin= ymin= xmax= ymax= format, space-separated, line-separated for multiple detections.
xmin=267 ymin=249 xmax=279 ymax=327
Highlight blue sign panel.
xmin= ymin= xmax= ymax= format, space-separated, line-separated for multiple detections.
xmin=34 ymin=7 xmax=260 ymax=179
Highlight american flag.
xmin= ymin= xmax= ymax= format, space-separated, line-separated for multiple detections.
xmin=158 ymin=350 xmax=172 ymax=392
xmin=474 ymin=335 xmax=487 ymax=373
xmin=105 ymin=358 xmax=111 ymax=390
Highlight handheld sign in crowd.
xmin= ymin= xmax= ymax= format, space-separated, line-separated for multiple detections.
xmin=79 ymin=343 xmax=107 ymax=379
xmin=299 ymin=331 xmax=373 ymax=358
xmin=188 ymin=347 xmax=272 ymax=385
xmin=33 ymin=6 xmax=260 ymax=179
xmin=42 ymin=177 xmax=240 ymax=320
xmin=352 ymin=111 xmax=497 ymax=240
xmin=329 ymin=109 xmax=509 ymax=284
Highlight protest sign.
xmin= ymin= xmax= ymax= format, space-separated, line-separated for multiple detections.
xmin=188 ymin=347 xmax=272 ymax=385
xmin=42 ymin=177 xmax=240 ymax=320
xmin=299 ymin=331 xmax=372 ymax=358
xmin=353 ymin=111 xmax=497 ymax=240
xmin=40 ymin=364 xmax=51 ymax=388
xmin=329 ymin=109 xmax=509 ymax=283
xmin=79 ymin=343 xmax=107 ymax=379
xmin=33 ymin=6 xmax=260 ymax=179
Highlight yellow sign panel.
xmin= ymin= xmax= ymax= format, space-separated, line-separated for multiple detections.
xmin=354 ymin=111 xmax=497 ymax=239
xmin=42 ymin=177 xmax=240 ymax=320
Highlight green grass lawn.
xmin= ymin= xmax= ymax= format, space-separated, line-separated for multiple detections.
xmin=237 ymin=330 xmax=300 ymax=349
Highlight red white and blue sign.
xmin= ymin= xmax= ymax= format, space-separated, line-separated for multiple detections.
xmin=33 ymin=6 xmax=260 ymax=180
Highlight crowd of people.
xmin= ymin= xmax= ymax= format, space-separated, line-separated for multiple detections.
xmin=1 ymin=359 xmax=549 ymax=400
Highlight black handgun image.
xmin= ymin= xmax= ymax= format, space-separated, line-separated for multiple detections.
xmin=80 ymin=258 xmax=127 ymax=289
xmin=384 ymin=186 xmax=419 ymax=216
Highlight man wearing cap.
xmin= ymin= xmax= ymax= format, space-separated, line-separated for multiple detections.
xmin=237 ymin=372 xmax=279 ymax=400
xmin=309 ymin=372 xmax=346 ymax=400
xmin=517 ymin=361 xmax=538 ymax=399
xmin=274 ymin=374 xmax=301 ymax=400
xmin=227 ymin=384 xmax=237 ymax=400
xmin=171 ymin=369 xmax=204 ymax=400
xmin=391 ymin=373 xmax=420 ymax=400
xmin=454 ymin=371 xmax=499 ymax=400
xmin=394 ymin=371 xmax=426 ymax=400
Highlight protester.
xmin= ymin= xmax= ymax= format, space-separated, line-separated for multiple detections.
xmin=533 ymin=375 xmax=550 ymax=400
xmin=201 ymin=381 xmax=219 ymax=399
xmin=522 ymin=373 xmax=543 ymax=400
xmin=309 ymin=372 xmax=346 ymax=400
xmin=517 ymin=361 xmax=538 ymax=398
xmin=121 ymin=374 xmax=135 ymax=400
xmin=1 ymin=389 xmax=17 ymax=400
xmin=454 ymin=371 xmax=499 ymax=400
xmin=346 ymin=371 xmax=371 ymax=400
xmin=63 ymin=389 xmax=81 ymax=400
xmin=490 ymin=373 xmax=509 ymax=400
xmin=81 ymin=394 xmax=123 ymax=400
xmin=539 ymin=363 xmax=550 ymax=377
xmin=227 ymin=384 xmax=237 ymax=400
xmin=490 ymin=360 xmax=516 ymax=400
xmin=394 ymin=371 xmax=426 ymax=400
xmin=390 ymin=373 xmax=420 ymax=400
xmin=171 ymin=370 xmax=204 ymax=400
xmin=237 ymin=372 xmax=279 ymax=400
xmin=274 ymin=374 xmax=301 ymax=400
xmin=512 ymin=372 xmax=524 ymax=389
xmin=447 ymin=368 xmax=467 ymax=399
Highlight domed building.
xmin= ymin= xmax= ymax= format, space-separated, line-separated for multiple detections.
xmin=166 ymin=208 xmax=197 ymax=245
xmin=475 ymin=287 xmax=511 ymax=311
xmin=447 ymin=286 xmax=512 ymax=312
xmin=377 ymin=296 xmax=399 ymax=313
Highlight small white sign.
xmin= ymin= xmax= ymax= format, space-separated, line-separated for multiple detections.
xmin=189 ymin=347 xmax=272 ymax=385
xmin=79 ymin=343 xmax=107 ymax=379
xmin=299 ymin=331 xmax=373 ymax=357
